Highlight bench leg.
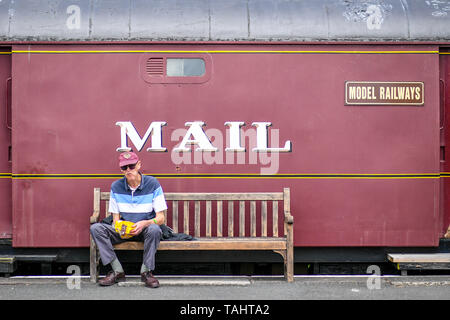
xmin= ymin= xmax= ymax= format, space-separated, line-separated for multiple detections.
xmin=286 ymin=247 xmax=294 ymax=283
xmin=274 ymin=249 xmax=293 ymax=282
xmin=279 ymin=249 xmax=294 ymax=283
xmin=90 ymin=234 xmax=99 ymax=283
xmin=285 ymin=222 xmax=294 ymax=282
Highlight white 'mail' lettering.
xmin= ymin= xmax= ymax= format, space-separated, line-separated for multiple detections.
xmin=116 ymin=121 xmax=167 ymax=152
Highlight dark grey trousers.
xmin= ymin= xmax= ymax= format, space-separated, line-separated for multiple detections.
xmin=90 ymin=222 xmax=162 ymax=271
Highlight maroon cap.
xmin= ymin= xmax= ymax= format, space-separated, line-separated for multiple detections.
xmin=119 ymin=151 xmax=139 ymax=167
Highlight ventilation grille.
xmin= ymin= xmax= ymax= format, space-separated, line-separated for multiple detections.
xmin=146 ymin=58 xmax=164 ymax=76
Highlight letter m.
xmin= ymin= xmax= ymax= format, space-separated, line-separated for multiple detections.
xmin=349 ymin=86 xmax=356 ymax=100
xmin=116 ymin=121 xmax=167 ymax=152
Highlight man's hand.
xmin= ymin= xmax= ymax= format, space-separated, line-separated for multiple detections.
xmin=130 ymin=220 xmax=150 ymax=236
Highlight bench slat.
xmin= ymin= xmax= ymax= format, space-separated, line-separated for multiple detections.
xmin=261 ymin=201 xmax=267 ymax=237
xmin=114 ymin=238 xmax=287 ymax=251
xmin=273 ymin=201 xmax=278 ymax=237
xmin=165 ymin=193 xmax=283 ymax=201
xmin=100 ymin=192 xmax=110 ymax=200
xmin=101 ymin=192 xmax=283 ymax=202
xmin=217 ymin=201 xmax=223 ymax=237
xmin=206 ymin=201 xmax=212 ymax=237
xmin=228 ymin=201 xmax=234 ymax=237
xmin=251 ymin=201 xmax=256 ymax=237
xmin=195 ymin=201 xmax=200 ymax=237
xmin=172 ymin=201 xmax=178 ymax=233
xmin=184 ymin=201 xmax=189 ymax=235
xmin=239 ymin=201 xmax=245 ymax=237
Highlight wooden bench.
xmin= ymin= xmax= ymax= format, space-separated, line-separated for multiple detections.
xmin=89 ymin=188 xmax=294 ymax=282
xmin=388 ymin=253 xmax=450 ymax=276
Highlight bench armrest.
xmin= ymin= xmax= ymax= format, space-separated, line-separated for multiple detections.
xmin=284 ymin=211 xmax=294 ymax=224
xmin=283 ymin=188 xmax=293 ymax=225
xmin=90 ymin=210 xmax=100 ymax=224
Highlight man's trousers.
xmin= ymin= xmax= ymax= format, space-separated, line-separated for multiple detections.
xmin=90 ymin=222 xmax=162 ymax=271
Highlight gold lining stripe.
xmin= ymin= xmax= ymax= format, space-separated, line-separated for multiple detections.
xmin=6 ymin=172 xmax=445 ymax=180
xmin=0 ymin=50 xmax=447 ymax=55
xmin=10 ymin=49 xmax=440 ymax=54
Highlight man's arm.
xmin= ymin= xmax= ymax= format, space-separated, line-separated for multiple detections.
xmin=112 ymin=213 xmax=121 ymax=227
xmin=130 ymin=210 xmax=166 ymax=236
xmin=109 ymin=190 xmax=121 ymax=227
xmin=153 ymin=210 xmax=166 ymax=225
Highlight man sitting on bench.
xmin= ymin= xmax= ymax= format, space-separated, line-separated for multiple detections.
xmin=90 ymin=151 xmax=167 ymax=288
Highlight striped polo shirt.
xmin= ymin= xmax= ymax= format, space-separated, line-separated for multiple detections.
xmin=108 ymin=173 xmax=168 ymax=223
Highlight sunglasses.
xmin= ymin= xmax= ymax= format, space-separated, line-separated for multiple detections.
xmin=120 ymin=163 xmax=137 ymax=171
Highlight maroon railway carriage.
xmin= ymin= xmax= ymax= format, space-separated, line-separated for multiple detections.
xmin=0 ymin=0 xmax=449 ymax=275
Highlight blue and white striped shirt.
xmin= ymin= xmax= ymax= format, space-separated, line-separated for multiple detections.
xmin=108 ymin=173 xmax=167 ymax=223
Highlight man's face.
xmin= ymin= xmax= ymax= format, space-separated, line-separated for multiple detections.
xmin=120 ymin=161 xmax=141 ymax=180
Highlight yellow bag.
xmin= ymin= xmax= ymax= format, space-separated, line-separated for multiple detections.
xmin=114 ymin=220 xmax=135 ymax=239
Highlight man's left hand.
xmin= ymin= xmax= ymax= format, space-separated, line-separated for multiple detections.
xmin=130 ymin=220 xmax=149 ymax=236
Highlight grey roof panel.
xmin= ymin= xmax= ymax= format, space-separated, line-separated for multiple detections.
xmin=210 ymin=0 xmax=249 ymax=40
xmin=408 ymin=0 xmax=450 ymax=39
xmin=249 ymin=0 xmax=329 ymax=40
xmin=8 ymin=0 xmax=90 ymax=41
xmin=0 ymin=0 xmax=449 ymax=42
xmin=130 ymin=0 xmax=210 ymax=40
xmin=327 ymin=0 xmax=409 ymax=40
xmin=0 ymin=0 xmax=11 ymax=39
xmin=90 ymin=0 xmax=130 ymax=40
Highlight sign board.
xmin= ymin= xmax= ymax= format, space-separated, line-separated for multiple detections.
xmin=345 ymin=81 xmax=424 ymax=106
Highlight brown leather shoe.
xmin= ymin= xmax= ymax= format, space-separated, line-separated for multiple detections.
xmin=98 ymin=271 xmax=125 ymax=286
xmin=141 ymin=271 xmax=160 ymax=288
